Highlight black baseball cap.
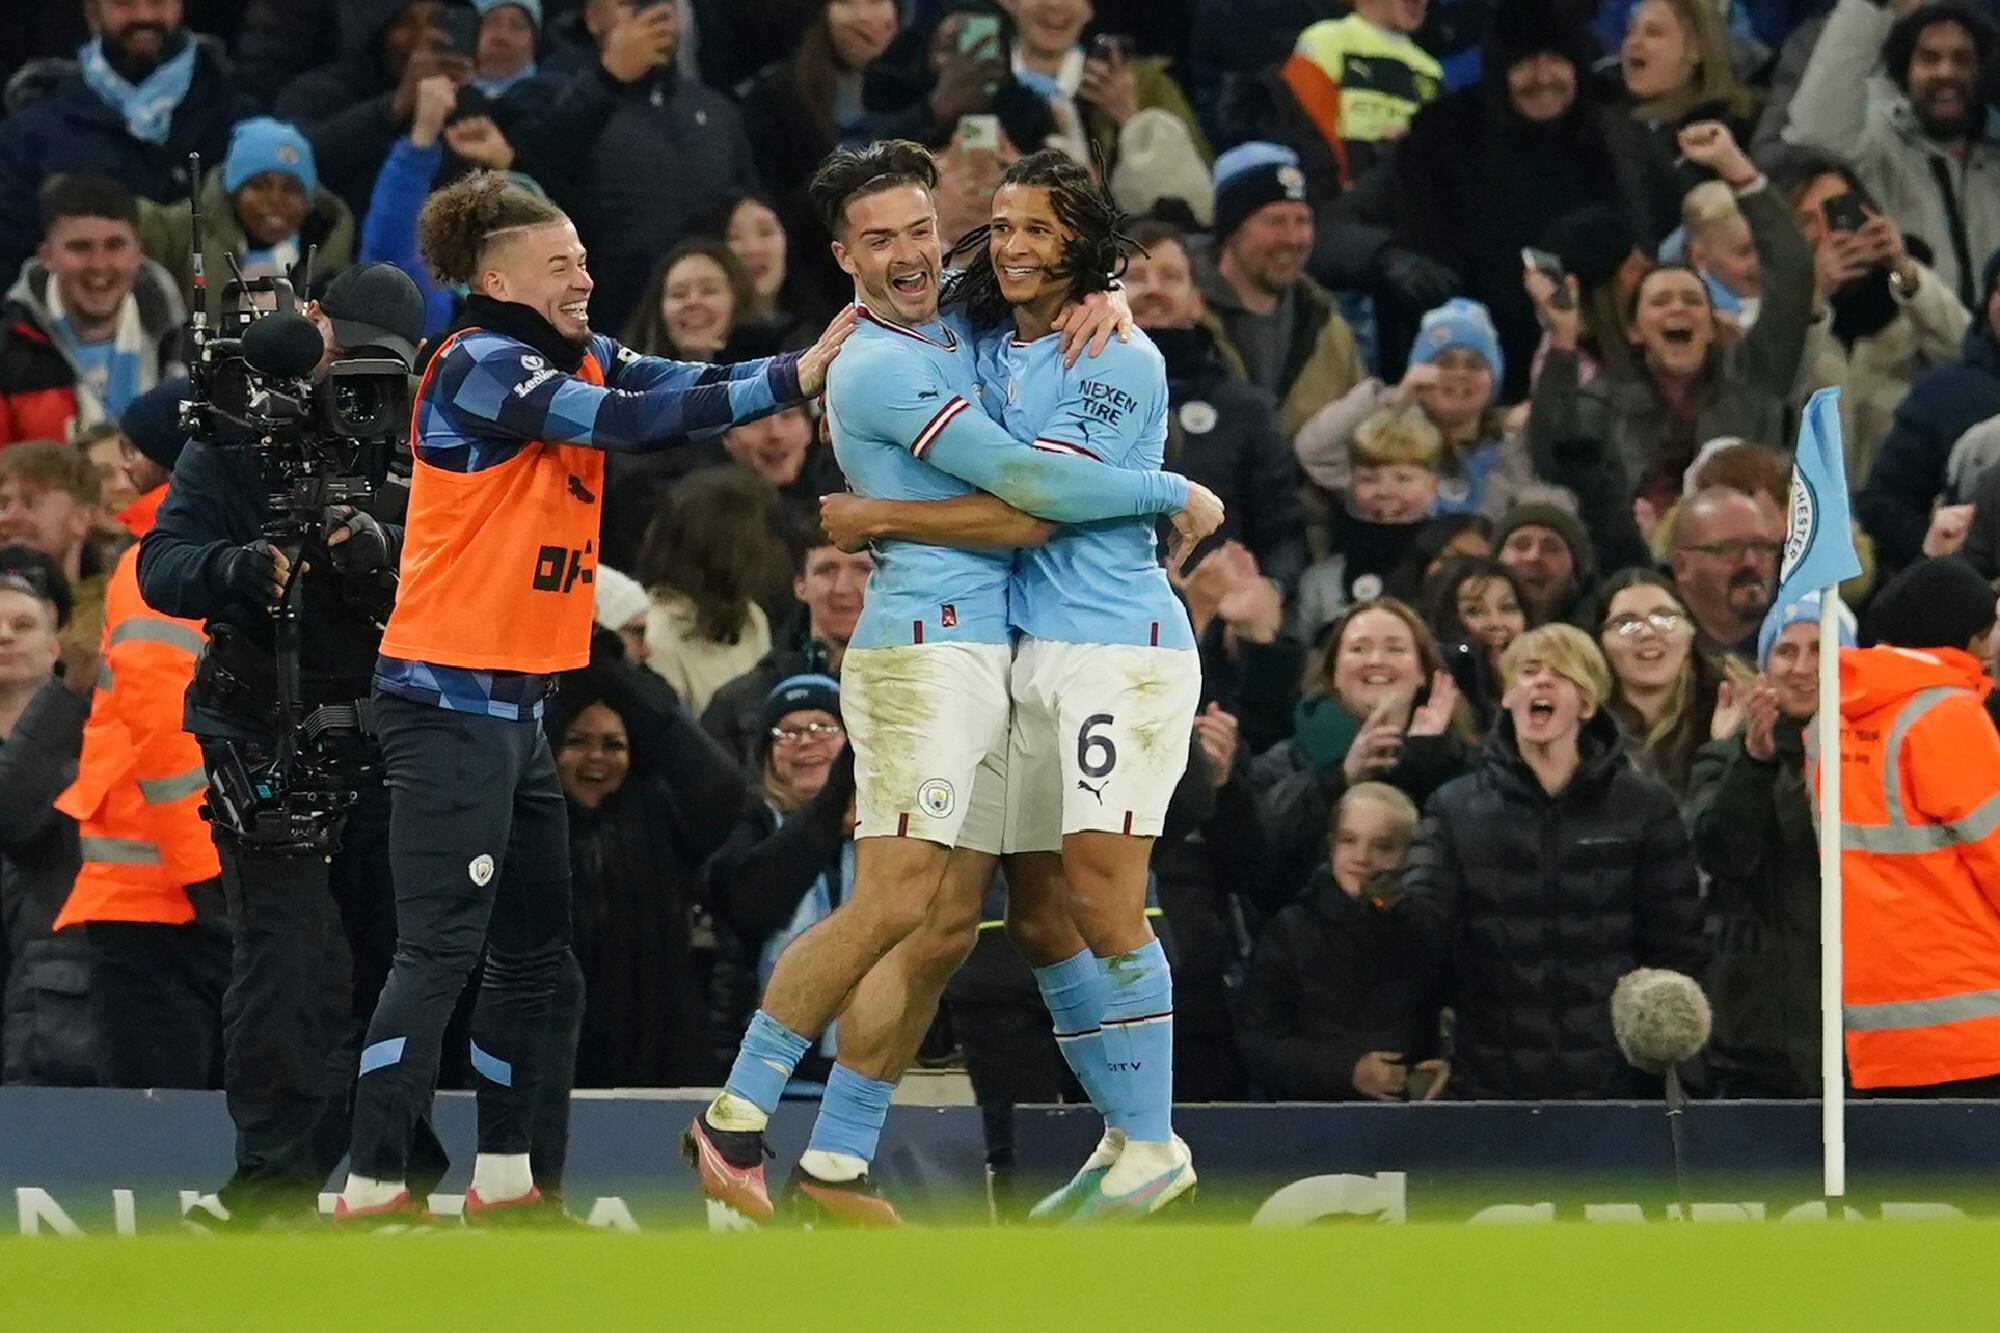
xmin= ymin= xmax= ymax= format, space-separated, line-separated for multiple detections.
xmin=0 ymin=545 xmax=72 ymax=629
xmin=319 ymin=262 xmax=427 ymax=366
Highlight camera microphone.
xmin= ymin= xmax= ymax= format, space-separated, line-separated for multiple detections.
xmin=242 ymin=312 xmax=326 ymax=380
xmin=1611 ymin=968 xmax=1713 ymax=1074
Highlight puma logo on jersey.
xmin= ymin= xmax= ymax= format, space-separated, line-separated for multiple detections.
xmin=1077 ymin=779 xmax=1105 ymax=804
xmin=915 ymin=387 xmax=940 ymax=400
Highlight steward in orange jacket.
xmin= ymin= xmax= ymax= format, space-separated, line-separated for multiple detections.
xmin=52 ymin=378 xmax=227 ymax=1089
xmin=1816 ymin=558 xmax=2000 ymax=1093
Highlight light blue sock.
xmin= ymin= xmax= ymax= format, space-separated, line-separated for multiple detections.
xmin=1033 ymin=948 xmax=1113 ymax=1115
xmin=1097 ymin=939 xmax=1173 ymax=1142
xmin=725 ymin=1010 xmax=813 ymax=1116
xmin=805 ymin=1063 xmax=897 ymax=1164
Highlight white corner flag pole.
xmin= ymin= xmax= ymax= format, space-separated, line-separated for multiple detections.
xmin=1819 ymin=588 xmax=1845 ymax=1201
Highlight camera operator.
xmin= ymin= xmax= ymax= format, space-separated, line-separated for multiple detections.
xmin=136 ymin=261 xmax=444 ymax=1227
xmin=335 ymin=172 xmax=848 ymax=1225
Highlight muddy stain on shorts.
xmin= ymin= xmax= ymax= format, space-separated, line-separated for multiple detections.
xmin=849 ymin=647 xmax=944 ymax=820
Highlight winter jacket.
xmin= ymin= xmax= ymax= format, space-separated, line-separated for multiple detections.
xmin=1236 ymin=868 xmax=1442 ymax=1100
xmin=0 ymin=260 xmax=188 ymax=447
xmin=139 ymin=167 xmax=355 ymax=322
xmin=1856 ymin=266 xmax=2000 ymax=572
xmin=1151 ymin=324 xmax=1308 ymax=591
xmin=1815 ymin=645 xmax=2000 ymax=1090
xmin=1397 ymin=709 xmax=1709 ymax=1100
xmin=1687 ymin=720 xmax=1821 ymax=1097
xmin=273 ymin=0 xmax=429 ymax=218
xmin=644 ymin=593 xmax=772 ymax=717
xmin=528 ymin=64 xmax=759 ymax=335
xmin=699 ymin=622 xmax=841 ymax=773
xmin=1795 ymin=261 xmax=1970 ymax=485
xmin=1292 ymin=378 xmax=1540 ymax=521
xmin=0 ymin=38 xmax=259 ymax=275
xmin=1786 ymin=0 xmax=2000 ymax=311
xmin=1525 ymin=181 xmax=1814 ymax=504
xmin=0 ymin=678 xmax=96 ymax=1085
xmin=1336 ymin=80 xmax=1682 ymax=400
xmin=1192 ymin=243 xmax=1366 ymax=441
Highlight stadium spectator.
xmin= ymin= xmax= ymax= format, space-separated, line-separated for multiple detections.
xmin=592 ymin=564 xmax=651 ymax=665
xmin=621 ymin=239 xmax=760 ymax=363
xmin=469 ymin=0 xmax=540 ymax=96
xmin=1615 ymin=0 xmax=1759 ymax=152
xmin=1669 ymin=486 xmax=1783 ymax=659
xmin=1260 ymin=0 xmax=1443 ymax=197
xmin=1677 ymin=182 xmax=1761 ymax=328
xmin=1527 ymin=203 xmax=1650 ymax=387
xmin=1237 ymin=781 xmax=1446 ymax=1101
xmin=527 ymin=0 xmax=760 ymax=335
xmin=636 ymin=466 xmax=795 ymax=715
xmin=552 ymin=637 xmax=748 ymax=1087
xmin=1194 ymin=142 xmax=1365 ymax=440
xmin=358 ymin=75 xmax=468 ymax=337
xmin=0 ymin=546 xmax=96 ymax=1085
xmin=1393 ymin=623 xmax=1708 ymax=1099
xmin=1494 ymin=502 xmax=1597 ymax=627
xmin=139 ymin=118 xmax=357 ymax=321
xmin=703 ymin=531 xmax=868 ymax=769
xmin=1295 ymin=298 xmax=1539 ymax=521
xmin=1857 ymin=249 xmax=2000 ymax=574
xmin=1337 ymin=0 xmax=1680 ymax=397
xmin=0 ymin=0 xmax=259 ymax=276
xmin=1690 ymin=591 xmax=1854 ymax=1098
xmin=712 ymin=191 xmax=826 ymax=345
xmin=1831 ymin=557 xmax=2000 ymax=1096
xmin=1174 ymin=539 xmax=1308 ymax=756
xmin=0 ymin=441 xmax=109 ymax=633
xmin=1294 ymin=406 xmax=1445 ymax=641
xmin=1421 ymin=553 xmax=1529 ymax=729
xmin=1384 ymin=512 xmax=1496 ymax=603
xmin=1593 ymin=568 xmax=1734 ymax=799
xmin=1785 ymin=0 xmax=2000 ymax=311
xmin=1525 ymin=122 xmax=1813 ymax=513
xmin=1779 ymin=153 xmax=1969 ymax=483
xmin=1251 ymin=598 xmax=1473 ymax=897
xmin=275 ymin=0 xmax=473 ymax=218
xmin=702 ymin=673 xmax=853 ymax=1088
xmin=1 ymin=176 xmax=187 ymax=446
xmin=74 ymin=424 xmax=135 ymax=574
xmin=721 ymin=405 xmax=844 ymax=535
xmin=1124 ymin=220 xmax=1307 ymax=592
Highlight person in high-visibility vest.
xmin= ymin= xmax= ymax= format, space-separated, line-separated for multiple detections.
xmin=53 ymin=377 xmax=229 ymax=1089
xmin=1817 ymin=556 xmax=2000 ymax=1094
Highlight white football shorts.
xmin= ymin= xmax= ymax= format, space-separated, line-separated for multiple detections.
xmin=842 ymin=642 xmax=1010 ymax=853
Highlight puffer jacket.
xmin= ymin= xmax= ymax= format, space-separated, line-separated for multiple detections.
xmin=1397 ymin=708 xmax=1708 ymax=1100
xmin=0 ymin=258 xmax=188 ymax=446
xmin=1688 ymin=719 xmax=1820 ymax=1097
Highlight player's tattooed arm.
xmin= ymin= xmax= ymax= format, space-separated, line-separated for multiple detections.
xmin=819 ymin=491 xmax=1055 ymax=551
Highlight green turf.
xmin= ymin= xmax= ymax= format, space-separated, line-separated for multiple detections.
xmin=6 ymin=1222 xmax=1999 ymax=1331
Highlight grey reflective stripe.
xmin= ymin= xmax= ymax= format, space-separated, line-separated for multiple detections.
xmin=1842 ymin=822 xmax=1952 ymax=854
xmin=106 ymin=617 xmax=204 ymax=655
xmin=1846 ymin=988 xmax=2000 ymax=1032
xmin=78 ymin=836 xmax=160 ymax=865
xmin=1880 ymin=687 xmax=1964 ymax=826
xmin=1841 ymin=687 xmax=1993 ymax=854
xmin=136 ymin=764 xmax=207 ymax=805
xmin=95 ymin=662 xmax=113 ymax=691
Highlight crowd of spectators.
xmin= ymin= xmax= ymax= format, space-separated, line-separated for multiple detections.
xmin=9 ymin=0 xmax=2000 ymax=1159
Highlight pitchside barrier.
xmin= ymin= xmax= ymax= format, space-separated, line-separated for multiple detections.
xmin=6 ymin=1091 xmax=2000 ymax=1234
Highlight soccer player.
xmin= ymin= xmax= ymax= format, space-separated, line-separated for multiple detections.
xmin=686 ymin=140 xmax=1223 ymax=1225
xmin=822 ymin=151 xmax=1204 ymax=1220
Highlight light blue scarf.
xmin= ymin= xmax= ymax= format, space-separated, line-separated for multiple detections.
xmin=78 ymin=36 xmax=197 ymax=145
xmin=473 ymin=62 xmax=538 ymax=99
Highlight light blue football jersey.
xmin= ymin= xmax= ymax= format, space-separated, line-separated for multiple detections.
xmin=976 ymin=327 xmax=1196 ymax=649
xmin=827 ymin=305 xmax=1191 ymax=651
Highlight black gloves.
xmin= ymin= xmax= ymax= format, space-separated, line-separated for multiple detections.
xmin=324 ymin=506 xmax=393 ymax=576
xmin=1380 ymin=245 xmax=1460 ymax=308
xmin=217 ymin=540 xmax=285 ymax=602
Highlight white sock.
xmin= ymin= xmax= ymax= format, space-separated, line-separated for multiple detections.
xmin=471 ymin=1152 xmax=534 ymax=1203
xmin=708 ymin=1091 xmax=770 ymax=1133
xmin=1084 ymin=1127 xmax=1127 ymax=1171
xmin=1100 ymin=1135 xmax=1186 ymax=1194
xmin=341 ymin=1174 xmax=406 ymax=1210
xmin=798 ymin=1148 xmax=868 ymax=1183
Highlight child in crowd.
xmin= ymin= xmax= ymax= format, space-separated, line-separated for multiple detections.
xmin=1295 ymin=406 xmax=1443 ymax=640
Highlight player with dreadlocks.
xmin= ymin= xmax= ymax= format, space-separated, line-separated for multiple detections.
xmin=826 ymin=149 xmax=1203 ymax=1220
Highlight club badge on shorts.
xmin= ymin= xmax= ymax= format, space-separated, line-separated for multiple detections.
xmin=468 ymin=853 xmax=495 ymax=886
xmin=917 ymin=779 xmax=955 ymax=818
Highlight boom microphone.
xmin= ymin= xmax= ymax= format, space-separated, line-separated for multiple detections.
xmin=1611 ymin=968 xmax=1713 ymax=1073
xmin=242 ymin=312 xmax=326 ymax=380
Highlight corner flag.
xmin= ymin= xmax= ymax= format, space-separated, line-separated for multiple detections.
xmin=1778 ymin=387 xmax=1863 ymax=602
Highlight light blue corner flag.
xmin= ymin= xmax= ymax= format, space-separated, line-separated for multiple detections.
xmin=1778 ymin=387 xmax=1863 ymax=601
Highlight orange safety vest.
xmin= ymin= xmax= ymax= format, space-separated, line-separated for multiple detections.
xmin=377 ymin=331 xmax=605 ymax=674
xmin=53 ymin=490 xmax=216 ymax=928
xmin=1810 ymin=645 xmax=2000 ymax=1089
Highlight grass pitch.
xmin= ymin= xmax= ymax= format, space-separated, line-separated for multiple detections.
xmin=6 ymin=1221 xmax=1999 ymax=1331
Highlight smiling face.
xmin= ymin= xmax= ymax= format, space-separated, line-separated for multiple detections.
xmin=1456 ymin=574 xmax=1526 ymax=658
xmin=723 ymin=404 xmax=814 ymax=487
xmin=1907 ymin=19 xmax=1980 ymax=138
xmin=1223 ymin=201 xmax=1313 ymax=297
xmin=1499 ymin=524 xmax=1576 ymax=615
xmin=1008 ymin=0 xmax=1091 ymax=59
xmin=1350 ymin=462 xmax=1438 ymax=523
xmin=1629 ymin=267 xmax=1714 ymax=377
xmin=1766 ymin=619 xmax=1821 ymax=720
xmin=1621 ymin=0 xmax=1699 ymax=101
xmin=1599 ymin=582 xmax=1694 ymax=695
xmin=1505 ymin=52 xmax=1577 ymax=122
xmin=765 ymin=707 xmax=846 ymax=802
xmin=0 ymin=480 xmax=92 ymax=566
xmin=725 ymin=198 xmax=788 ymax=300
xmin=827 ymin=0 xmax=900 ymax=68
xmin=1507 ymin=656 xmax=1593 ymax=746
xmin=87 ymin=435 xmax=138 ymax=518
xmin=1328 ymin=791 xmax=1413 ymax=897
xmin=234 ymin=171 xmax=308 ymax=248
xmin=94 ymin=0 xmax=183 ymax=77
xmin=1125 ymin=236 xmax=1202 ymax=329
xmin=39 ymin=214 xmax=142 ymax=330
xmin=796 ymin=543 xmax=871 ymax=646
xmin=661 ymin=252 xmax=737 ymax=355
xmin=557 ymin=702 xmax=630 ymax=811
xmin=1417 ymin=346 xmax=1494 ymax=427
xmin=833 ymin=184 xmax=943 ymax=324
xmin=482 ymin=217 xmax=593 ymax=345
xmin=989 ymin=183 xmax=1076 ymax=320
xmin=1331 ymin=607 xmax=1425 ymax=718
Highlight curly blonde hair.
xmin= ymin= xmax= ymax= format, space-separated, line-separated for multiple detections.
xmin=416 ymin=171 xmax=567 ymax=287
